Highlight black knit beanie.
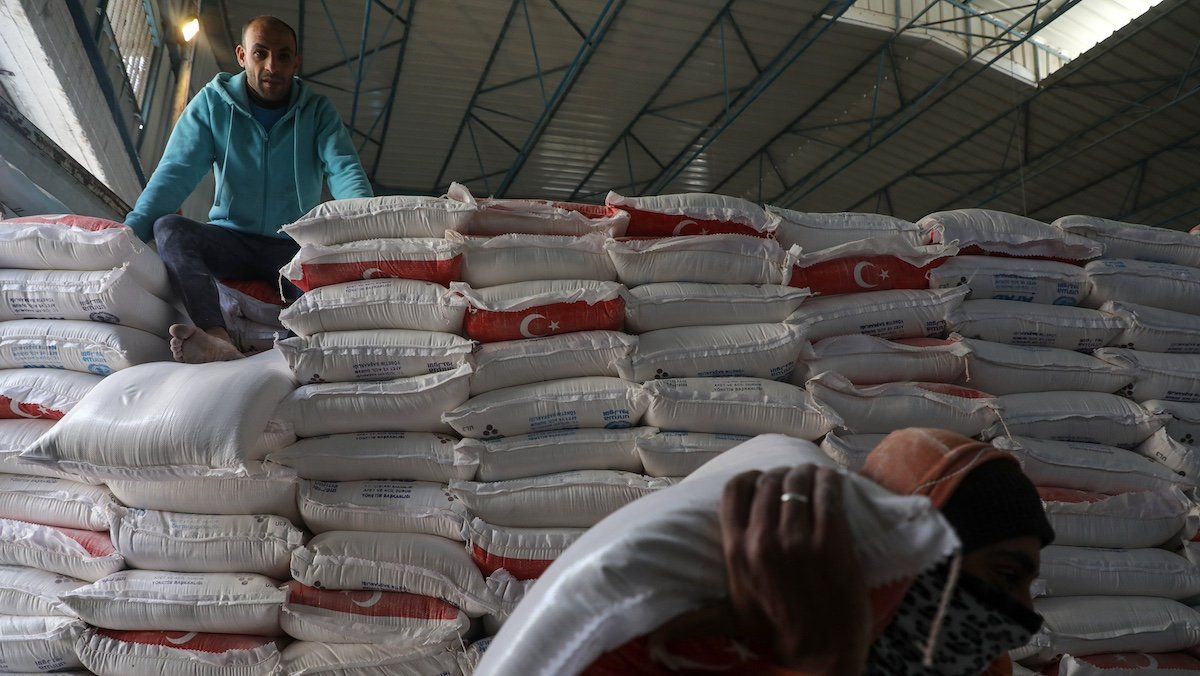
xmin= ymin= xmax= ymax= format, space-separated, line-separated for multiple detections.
xmin=940 ymin=459 xmax=1055 ymax=554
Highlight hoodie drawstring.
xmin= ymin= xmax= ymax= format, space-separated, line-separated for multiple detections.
xmin=293 ymin=104 xmax=303 ymax=215
xmin=217 ymin=112 xmax=233 ymax=206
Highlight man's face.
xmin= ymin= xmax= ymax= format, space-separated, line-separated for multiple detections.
xmin=235 ymin=23 xmax=300 ymax=103
xmin=962 ymin=535 xmax=1042 ymax=609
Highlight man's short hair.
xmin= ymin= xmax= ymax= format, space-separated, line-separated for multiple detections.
xmin=241 ymin=15 xmax=298 ymax=51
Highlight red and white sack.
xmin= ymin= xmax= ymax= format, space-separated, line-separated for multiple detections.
xmin=75 ymin=629 xmax=284 ymax=676
xmin=606 ymin=191 xmax=778 ymax=238
xmin=948 ymin=299 xmax=1124 ymax=351
xmin=60 ymin=571 xmax=284 ymax=635
xmin=280 ymin=580 xmax=470 ymax=645
xmin=457 ymin=428 xmax=649 ymax=481
xmin=1095 ymin=349 xmax=1200 ymax=402
xmin=0 ymin=320 xmax=169 ymax=375
xmin=985 ymin=392 xmax=1166 ymax=448
xmin=290 ymin=531 xmax=498 ymax=616
xmin=0 ymin=419 xmax=70 ymax=480
xmin=796 ymin=334 xmax=968 ymax=386
xmin=280 ymin=364 xmax=472 ymax=437
xmin=109 ymin=505 xmax=303 ymax=578
xmin=282 ymin=238 xmax=464 ymax=292
xmin=1084 ymin=259 xmax=1200 ymax=314
xmin=766 ymin=206 xmax=922 ymax=251
xmin=819 ymin=432 xmax=887 ymax=472
xmin=1018 ymin=597 xmax=1200 ymax=665
xmin=450 ymin=471 xmax=674 ymax=528
xmin=297 ymin=479 xmax=466 ymax=540
xmin=786 ymin=287 xmax=967 ymax=342
xmin=1055 ymin=215 xmax=1200 ymax=268
xmin=278 ymin=640 xmax=465 ymax=676
xmin=454 ymin=280 xmax=624 ymax=343
xmin=443 ymin=377 xmax=648 ymax=439
xmin=279 ymin=279 xmax=465 ymax=337
xmin=217 ymin=279 xmax=285 ymax=327
xmin=642 ymin=377 xmax=840 ymax=437
xmin=0 ymin=564 xmax=84 ymax=616
xmin=1039 ymin=486 xmax=1188 ymax=549
xmin=282 ymin=195 xmax=476 ymax=245
xmin=806 ymin=372 xmax=998 ymax=436
xmin=266 ymin=431 xmax=471 ymax=482
xmin=470 ymin=330 xmax=636 ymax=395
xmin=1104 ymin=301 xmax=1200 ymax=354
xmin=959 ymin=337 xmax=1134 ymax=395
xmin=1142 ymin=400 xmax=1200 ymax=446
xmin=450 ymin=231 xmax=617 ymax=286
xmin=635 ymin=431 xmax=751 ymax=477
xmin=0 ymin=267 xmax=177 ymax=335
xmin=1135 ymin=429 xmax=1200 ymax=483
xmin=928 ymin=255 xmax=1090 ymax=305
xmin=0 ymin=614 xmax=84 ymax=672
xmin=106 ymin=462 xmax=301 ymax=523
xmin=0 ymin=518 xmax=123 ymax=581
xmin=605 ymin=235 xmax=789 ymax=286
xmin=992 ymin=436 xmax=1184 ymax=494
xmin=786 ymin=238 xmax=955 ymax=297
xmin=1050 ymin=653 xmax=1200 ymax=675
xmin=0 ymin=368 xmax=100 ymax=421
xmin=632 ymin=323 xmax=806 ymax=382
xmin=277 ymin=329 xmax=473 ymax=384
xmin=0 ymin=474 xmax=113 ymax=530
xmin=454 ymin=183 xmax=628 ymax=236
xmin=1034 ymin=546 xmax=1200 ymax=600
xmin=623 ymin=282 xmax=809 ymax=333
xmin=465 ymin=517 xmax=584 ymax=580
xmin=918 ymin=209 xmax=1102 ymax=261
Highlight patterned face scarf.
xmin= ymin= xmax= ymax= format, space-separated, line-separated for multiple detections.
xmin=865 ymin=562 xmax=1043 ymax=675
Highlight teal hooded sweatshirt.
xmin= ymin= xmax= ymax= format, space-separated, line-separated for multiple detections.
xmin=125 ymin=72 xmax=373 ymax=241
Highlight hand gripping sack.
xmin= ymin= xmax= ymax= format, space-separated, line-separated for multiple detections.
xmin=1134 ymin=429 xmax=1200 ymax=483
xmin=474 ymin=434 xmax=959 ymax=676
xmin=60 ymin=571 xmax=285 ymax=635
xmin=0 ymin=419 xmax=69 ymax=480
xmin=606 ymin=191 xmax=778 ymax=238
xmin=631 ymin=323 xmax=805 ymax=382
xmin=786 ymin=238 xmax=955 ymax=297
xmin=806 ymin=372 xmax=999 ymax=436
xmin=449 ymin=471 xmax=674 ymax=528
xmin=21 ymin=351 xmax=295 ymax=480
xmin=1033 ymin=546 xmax=1200 ymax=600
xmin=0 ymin=267 xmax=178 ymax=335
xmin=1055 ymin=215 xmax=1200 ymax=268
xmin=465 ymin=517 xmax=585 ymax=580
xmin=0 ymin=614 xmax=84 ymax=672
xmin=1018 ymin=597 xmax=1200 ymax=665
xmin=0 ymin=564 xmax=85 ymax=616
xmin=1103 ymin=301 xmax=1200 ymax=354
xmin=0 ymin=518 xmax=124 ymax=581
xmin=281 ymin=195 xmax=477 ymax=245
xmin=795 ymin=334 xmax=968 ymax=386
xmin=991 ymin=436 xmax=1185 ymax=494
xmin=634 ymin=431 xmax=751 ymax=477
xmin=1094 ymin=349 xmax=1200 ymax=402
xmin=75 ymin=629 xmax=284 ymax=676
xmin=0 ymin=474 xmax=114 ymax=530
xmin=1051 ymin=653 xmax=1200 ymax=675
xmin=289 ymin=531 xmax=498 ymax=616
xmin=443 ymin=377 xmax=648 ymax=439
xmin=958 ymin=337 xmax=1135 ymax=395
xmin=948 ymin=300 xmax=1125 ymax=351
xmin=1084 ymin=259 xmax=1200 ymax=313
xmin=456 ymin=427 xmax=649 ymax=481
xmin=917 ymin=209 xmax=1102 ymax=261
xmin=105 ymin=461 xmax=301 ymax=523
xmin=642 ymin=377 xmax=840 ymax=437
xmin=109 ymin=506 xmax=304 ymax=578
xmin=266 ymin=431 xmax=471 ymax=482
xmin=469 ymin=331 xmax=636 ymax=395
xmin=297 ymin=479 xmax=466 ymax=540
xmin=622 ymin=282 xmax=809 ymax=333
xmin=604 ymin=234 xmax=789 ymax=286
xmin=1039 ymin=486 xmax=1189 ymax=549
xmin=984 ymin=392 xmax=1166 ymax=448
xmin=765 ymin=206 xmax=922 ymax=251
xmin=278 ymin=640 xmax=465 ymax=676
xmin=1142 ymin=400 xmax=1200 ymax=445
xmin=819 ymin=432 xmax=888 ymax=472
xmin=282 ymin=238 xmax=464 ymax=291
xmin=450 ymin=231 xmax=617 ymax=286
xmin=928 ymin=255 xmax=1090 ymax=305
xmin=0 ymin=319 xmax=169 ymax=375
xmin=453 ymin=280 xmax=624 ymax=343
xmin=0 ymin=368 xmax=100 ymax=421
xmin=279 ymin=279 xmax=465 ymax=337
xmin=785 ymin=287 xmax=967 ymax=342
xmin=280 ymin=580 xmax=470 ymax=645
xmin=277 ymin=329 xmax=473 ymax=384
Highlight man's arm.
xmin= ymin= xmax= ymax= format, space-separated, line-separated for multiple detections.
xmin=125 ymin=94 xmax=216 ymax=241
xmin=316 ymin=99 xmax=374 ymax=200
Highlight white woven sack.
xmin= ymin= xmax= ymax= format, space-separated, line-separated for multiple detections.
xmin=819 ymin=433 xmax=888 ymax=472
xmin=643 ymin=377 xmax=840 ymax=437
xmin=280 ymin=580 xmax=470 ymax=645
xmin=470 ymin=331 xmax=636 ymax=395
xmin=454 ymin=184 xmax=628 ymax=237
xmin=443 ymin=376 xmax=648 ymax=439
xmin=1055 ymin=215 xmax=1200 ymax=268
xmin=984 ymin=392 xmax=1166 ymax=448
xmin=109 ymin=505 xmax=304 ymax=578
xmin=1018 ymin=597 xmax=1200 ymax=666
xmin=766 ymin=206 xmax=921 ymax=250
xmin=1040 ymin=486 xmax=1188 ymax=549
xmin=297 ymin=479 xmax=466 ymax=539
xmin=0 ymin=474 xmax=113 ymax=530
xmin=279 ymin=279 xmax=465 ymax=337
xmin=782 ymin=237 xmax=956 ymax=297
xmin=457 ymin=428 xmax=650 ymax=482
xmin=280 ymin=238 xmax=463 ymax=291
xmin=75 ymin=629 xmax=284 ymax=676
xmin=0 ymin=564 xmax=85 ymax=616
xmin=281 ymin=364 xmax=472 ymax=437
xmin=450 ymin=471 xmax=674 ymax=529
xmin=795 ymin=334 xmax=968 ymax=386
xmin=277 ymin=329 xmax=473 ymax=384
xmin=1134 ymin=429 xmax=1200 ymax=483
xmin=0 ymin=368 xmax=100 ymax=421
xmin=1052 ymin=653 xmax=1200 ymax=675
xmin=106 ymin=462 xmax=301 ymax=523
xmin=1104 ymin=301 xmax=1200 ymax=354
xmin=928 ymin=255 xmax=1090 ymax=305
xmin=992 ymin=436 xmax=1184 ymax=494
xmin=450 ymin=231 xmax=617 ymax=286
xmin=959 ymin=337 xmax=1134 ymax=395
xmin=1033 ymin=546 xmax=1200 ymax=600
xmin=0 ymin=419 xmax=71 ymax=481
xmin=632 ymin=323 xmax=806 ymax=382
xmin=225 ymin=314 xmax=281 ymax=354
xmin=0 ymin=614 xmax=84 ymax=672
xmin=786 ymin=287 xmax=967 ymax=342
xmin=0 ymin=267 xmax=178 ymax=335
xmin=216 ymin=282 xmax=283 ymax=327
xmin=917 ymin=209 xmax=1102 ymax=261
xmin=606 ymin=192 xmax=778 ymax=237
xmin=465 ymin=517 xmax=584 ymax=581
xmin=484 ymin=568 xmax=533 ymax=633
xmin=948 ymin=300 xmax=1124 ymax=351
xmin=266 ymin=431 xmax=471 ymax=482
xmin=278 ymin=640 xmax=465 ymax=676
xmin=0 ymin=518 xmax=123 ymax=581
xmin=1095 ymin=349 xmax=1200 ymax=402
xmin=623 ymin=282 xmax=810 ymax=333
xmin=635 ymin=431 xmax=750 ymax=477
xmin=476 ymin=434 xmax=959 ymax=676
xmin=0 ymin=320 xmax=169 ymax=375
xmin=1084 ymin=259 xmax=1200 ymax=313
xmin=283 ymin=195 xmax=476 ymax=245
xmin=1142 ymin=400 xmax=1200 ymax=445
xmin=61 ymin=571 xmax=284 ymax=635
xmin=604 ymin=235 xmax=789 ymax=286
xmin=461 ymin=638 xmax=492 ymax=675
xmin=807 ymin=372 xmax=998 ymax=436
xmin=290 ymin=531 xmax=498 ymax=616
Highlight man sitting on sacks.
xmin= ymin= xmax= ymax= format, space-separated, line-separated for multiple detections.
xmin=589 ymin=428 xmax=1054 ymax=675
xmin=124 ymin=15 xmax=372 ymax=363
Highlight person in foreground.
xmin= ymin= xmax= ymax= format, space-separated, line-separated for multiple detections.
xmin=124 ymin=15 xmax=372 ymax=363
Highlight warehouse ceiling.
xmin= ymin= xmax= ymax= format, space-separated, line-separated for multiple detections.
xmin=209 ymin=0 xmax=1200 ymax=231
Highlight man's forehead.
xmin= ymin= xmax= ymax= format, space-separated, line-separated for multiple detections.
xmin=242 ymin=25 xmax=295 ymax=49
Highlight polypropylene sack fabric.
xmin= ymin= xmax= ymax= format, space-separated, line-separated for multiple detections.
xmin=106 ymin=462 xmax=301 ymax=523
xmin=279 ymin=580 xmax=470 ymax=646
xmin=0 ymin=419 xmax=71 ymax=481
xmin=992 ymin=435 xmax=1185 ymax=494
xmin=1051 ymin=652 xmax=1200 ymax=675
xmin=0 ymin=368 xmax=101 ymax=421
xmin=449 ymin=471 xmax=674 ymax=528
xmin=0 ymin=267 xmax=178 ymax=335
xmin=1134 ymin=429 xmax=1200 ymax=483
xmin=818 ymin=432 xmax=888 ymax=472
xmin=281 ymin=238 xmax=464 ymax=292
xmin=928 ymin=255 xmax=1090 ymax=305
xmin=266 ymin=431 xmax=471 ymax=482
xmin=622 ymin=282 xmax=809 ymax=333
xmin=948 ymin=300 xmax=1125 ymax=351
xmin=282 ymin=195 xmax=476 ymax=245
xmin=469 ymin=331 xmax=636 ymax=395
xmin=217 ymin=280 xmax=285 ymax=327
xmin=1084 ymin=259 xmax=1200 ymax=314
xmin=1142 ymin=400 xmax=1200 ymax=446
xmin=297 ymin=479 xmax=466 ymax=539
xmin=457 ymin=185 xmax=628 ymax=237
xmin=1094 ymin=349 xmax=1200 ymax=402
xmin=1033 ymin=546 xmax=1200 ymax=600
xmin=634 ymin=431 xmax=750 ymax=477
xmin=786 ymin=287 xmax=967 ymax=342
xmin=1104 ymin=301 xmax=1200 ymax=354
xmin=796 ymin=334 xmax=968 ymax=386
xmin=277 ymin=329 xmax=473 ymax=384
xmin=604 ymin=235 xmax=790 ymax=286
xmin=766 ymin=206 xmax=921 ymax=251
xmin=1019 ymin=597 xmax=1200 ymax=665
xmin=787 ymin=238 xmax=955 ymax=297
xmin=453 ymin=280 xmax=625 ymax=343
xmin=0 ymin=564 xmax=85 ymax=616
xmin=0 ymin=518 xmax=124 ymax=581
xmin=632 ymin=323 xmax=805 ymax=382
xmin=806 ymin=372 xmax=999 ymax=436
xmin=958 ymin=337 xmax=1135 ymax=395
xmin=450 ymin=232 xmax=617 ymax=287
xmin=1055 ymin=215 xmax=1200 ymax=268
xmin=607 ymin=191 xmax=778 ymax=238
xmin=278 ymin=279 xmax=465 ymax=337
xmin=464 ymin=517 xmax=584 ymax=581
xmin=0 ymin=320 xmax=170 ymax=375
xmin=75 ymin=628 xmax=284 ymax=676
xmin=443 ymin=377 xmax=648 ymax=439
xmin=456 ymin=427 xmax=649 ymax=481
xmin=0 ymin=614 xmax=84 ymax=672
xmin=1039 ymin=486 xmax=1189 ymax=549
xmin=0 ymin=474 xmax=114 ymax=530
xmin=917 ymin=209 xmax=1102 ymax=261
xmin=642 ymin=377 xmax=841 ymax=438
xmin=984 ymin=392 xmax=1167 ymax=448
xmin=277 ymin=640 xmax=466 ymax=676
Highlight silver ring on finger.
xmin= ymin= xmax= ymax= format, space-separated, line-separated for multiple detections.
xmin=780 ymin=492 xmax=810 ymax=504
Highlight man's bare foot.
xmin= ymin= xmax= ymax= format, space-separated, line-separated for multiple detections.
xmin=169 ymin=325 xmax=244 ymax=364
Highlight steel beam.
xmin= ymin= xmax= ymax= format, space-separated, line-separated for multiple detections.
xmin=369 ymin=0 xmax=417 ymax=181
